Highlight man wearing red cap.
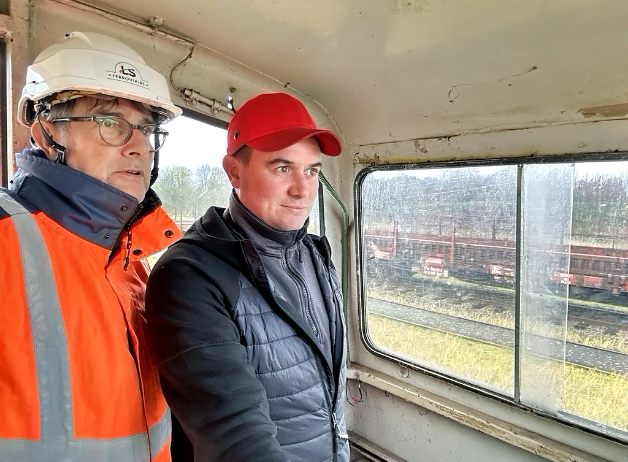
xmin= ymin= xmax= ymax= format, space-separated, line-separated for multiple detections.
xmin=145 ymin=92 xmax=349 ymax=462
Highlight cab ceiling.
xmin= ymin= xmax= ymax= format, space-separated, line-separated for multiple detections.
xmin=68 ymin=0 xmax=628 ymax=147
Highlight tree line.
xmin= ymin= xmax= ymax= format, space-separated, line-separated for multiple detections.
xmin=155 ymin=163 xmax=628 ymax=247
xmin=153 ymin=164 xmax=232 ymax=228
xmin=362 ymin=166 xmax=628 ymax=247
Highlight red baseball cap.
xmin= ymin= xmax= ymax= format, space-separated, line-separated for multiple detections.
xmin=227 ymin=92 xmax=342 ymax=156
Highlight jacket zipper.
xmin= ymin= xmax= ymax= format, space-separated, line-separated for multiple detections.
xmin=282 ymin=251 xmax=319 ymax=336
xmin=107 ymin=203 xmax=144 ymax=268
xmin=273 ymin=239 xmax=346 ymax=457
xmin=122 ymin=229 xmax=133 ymax=270
xmin=316 ymin=357 xmax=348 ymax=461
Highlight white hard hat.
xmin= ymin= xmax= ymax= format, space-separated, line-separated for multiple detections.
xmin=18 ymin=31 xmax=182 ymax=126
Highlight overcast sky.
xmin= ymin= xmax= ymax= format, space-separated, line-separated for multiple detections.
xmin=159 ymin=115 xmax=227 ymax=170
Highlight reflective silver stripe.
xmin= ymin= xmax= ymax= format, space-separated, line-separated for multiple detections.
xmin=0 ymin=409 xmax=171 ymax=462
xmin=0 ymin=191 xmax=171 ymax=461
xmin=0 ymin=191 xmax=72 ymax=442
xmin=150 ymin=408 xmax=172 ymax=459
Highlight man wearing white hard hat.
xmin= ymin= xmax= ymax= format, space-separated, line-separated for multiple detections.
xmin=0 ymin=32 xmax=182 ymax=461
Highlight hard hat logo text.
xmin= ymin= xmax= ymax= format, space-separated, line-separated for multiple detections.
xmin=107 ymin=63 xmax=149 ymax=88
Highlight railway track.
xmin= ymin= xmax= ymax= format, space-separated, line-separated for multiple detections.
xmin=367 ymin=296 xmax=628 ymax=375
xmin=568 ymin=302 xmax=628 ymax=332
xmin=368 ymin=274 xmax=628 ymax=333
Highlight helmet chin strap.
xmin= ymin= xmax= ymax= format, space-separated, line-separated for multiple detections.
xmin=149 ymin=133 xmax=163 ymax=186
xmin=37 ymin=117 xmax=67 ymax=164
xmin=149 ymin=148 xmax=159 ymax=186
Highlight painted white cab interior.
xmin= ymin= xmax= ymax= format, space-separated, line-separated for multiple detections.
xmin=3 ymin=1 xmax=628 ymax=461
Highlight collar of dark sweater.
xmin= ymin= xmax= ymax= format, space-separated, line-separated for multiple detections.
xmin=227 ymin=191 xmax=307 ymax=249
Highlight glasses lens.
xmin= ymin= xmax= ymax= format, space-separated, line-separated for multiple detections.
xmin=151 ymin=128 xmax=168 ymax=151
xmin=96 ymin=116 xmax=167 ymax=150
xmin=98 ymin=116 xmax=131 ymax=146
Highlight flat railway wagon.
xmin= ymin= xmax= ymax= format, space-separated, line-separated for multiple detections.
xmin=365 ymin=226 xmax=628 ymax=296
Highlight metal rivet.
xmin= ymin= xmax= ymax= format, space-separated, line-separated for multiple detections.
xmin=165 ymin=229 xmax=174 ymax=238
xmin=120 ymin=205 xmax=128 ymax=212
xmin=233 ymin=131 xmax=239 ymax=139
xmin=132 ymin=249 xmax=142 ymax=256
xmin=104 ymin=234 xmax=110 ymax=239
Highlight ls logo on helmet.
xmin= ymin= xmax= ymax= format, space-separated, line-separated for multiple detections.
xmin=107 ymin=62 xmax=150 ymax=89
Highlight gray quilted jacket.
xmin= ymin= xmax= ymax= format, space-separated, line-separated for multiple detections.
xmin=145 ymin=205 xmax=349 ymax=462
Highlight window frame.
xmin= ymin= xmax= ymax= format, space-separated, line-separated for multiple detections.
xmin=1 ymin=37 xmax=7 ymax=188
xmin=354 ymin=151 xmax=628 ymax=448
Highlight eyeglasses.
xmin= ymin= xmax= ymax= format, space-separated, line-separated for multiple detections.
xmin=50 ymin=115 xmax=168 ymax=151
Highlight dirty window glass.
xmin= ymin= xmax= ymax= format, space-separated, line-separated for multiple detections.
xmin=359 ymin=161 xmax=628 ymax=441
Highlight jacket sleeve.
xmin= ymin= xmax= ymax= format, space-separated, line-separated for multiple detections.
xmin=144 ymin=243 xmax=290 ymax=462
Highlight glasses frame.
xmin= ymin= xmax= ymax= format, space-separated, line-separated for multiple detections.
xmin=50 ymin=115 xmax=169 ymax=150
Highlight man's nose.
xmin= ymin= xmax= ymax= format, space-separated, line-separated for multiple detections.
xmin=123 ymin=127 xmax=152 ymax=157
xmin=289 ymin=173 xmax=311 ymax=198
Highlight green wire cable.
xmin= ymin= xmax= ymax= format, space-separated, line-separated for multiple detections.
xmin=318 ymin=171 xmax=349 ymax=328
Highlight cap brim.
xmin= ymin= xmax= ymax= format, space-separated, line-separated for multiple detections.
xmin=247 ymin=128 xmax=342 ymax=156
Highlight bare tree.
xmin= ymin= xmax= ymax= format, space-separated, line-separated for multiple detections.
xmin=154 ymin=165 xmax=195 ymax=228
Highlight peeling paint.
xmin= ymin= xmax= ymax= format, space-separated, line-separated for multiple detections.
xmin=414 ymin=140 xmax=429 ymax=154
xmin=448 ymin=66 xmax=538 ymax=103
xmin=351 ymin=366 xmax=607 ymax=462
xmin=578 ymin=103 xmax=628 ymax=118
xmin=354 ymin=152 xmax=380 ymax=165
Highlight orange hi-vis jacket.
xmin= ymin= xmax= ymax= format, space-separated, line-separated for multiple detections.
xmin=0 ymin=149 xmax=182 ymax=461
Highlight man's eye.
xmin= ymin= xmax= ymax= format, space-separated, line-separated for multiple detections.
xmin=278 ymin=166 xmax=290 ymax=173
xmin=100 ymin=117 xmax=119 ymax=129
xmin=307 ymin=168 xmax=320 ymax=176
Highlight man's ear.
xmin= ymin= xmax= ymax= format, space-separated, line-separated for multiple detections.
xmin=222 ymin=155 xmax=241 ymax=188
xmin=31 ymin=120 xmax=60 ymax=161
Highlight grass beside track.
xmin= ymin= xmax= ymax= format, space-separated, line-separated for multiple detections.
xmin=368 ymin=282 xmax=628 ymax=354
xmin=368 ymin=313 xmax=628 ymax=432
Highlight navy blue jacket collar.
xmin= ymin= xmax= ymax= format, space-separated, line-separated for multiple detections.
xmin=9 ymin=148 xmax=159 ymax=249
